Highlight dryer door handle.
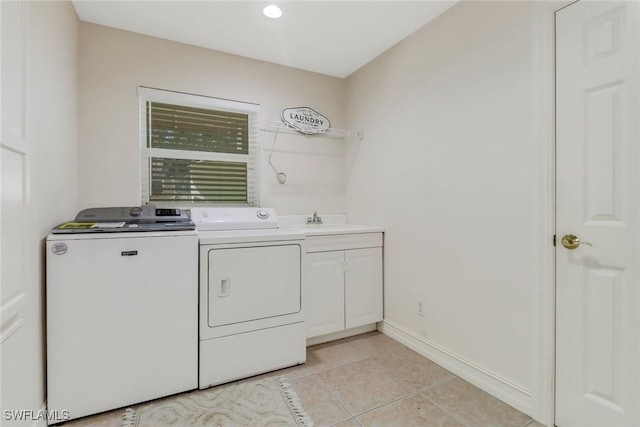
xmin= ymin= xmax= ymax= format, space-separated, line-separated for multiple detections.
xmin=217 ymin=278 xmax=230 ymax=297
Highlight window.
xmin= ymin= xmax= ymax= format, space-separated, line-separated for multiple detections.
xmin=138 ymin=87 xmax=259 ymax=206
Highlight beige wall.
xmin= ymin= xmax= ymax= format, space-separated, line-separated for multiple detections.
xmin=345 ymin=1 xmax=539 ymax=414
xmin=0 ymin=2 xmax=548 ymax=422
xmin=78 ymin=23 xmax=346 ymax=214
xmin=1 ymin=1 xmax=78 ymax=424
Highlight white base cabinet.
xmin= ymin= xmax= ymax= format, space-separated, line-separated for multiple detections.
xmin=305 ymin=233 xmax=383 ymax=339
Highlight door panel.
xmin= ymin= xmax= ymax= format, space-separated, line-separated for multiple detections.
xmin=305 ymin=251 xmax=345 ymax=338
xmin=555 ymin=1 xmax=639 ymax=426
xmin=208 ymin=245 xmax=301 ymax=327
xmin=345 ymin=248 xmax=383 ymax=329
xmin=0 ymin=0 xmax=27 ymax=345
xmin=584 ymin=82 xmax=623 ymax=223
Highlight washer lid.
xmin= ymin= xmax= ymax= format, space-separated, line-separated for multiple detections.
xmin=50 ymin=205 xmax=195 ymax=234
xmin=190 ymin=207 xmax=278 ymax=231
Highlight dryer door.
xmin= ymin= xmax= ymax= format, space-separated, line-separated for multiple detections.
xmin=207 ymin=244 xmax=301 ymax=327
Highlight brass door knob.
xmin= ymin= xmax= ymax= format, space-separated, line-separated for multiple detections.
xmin=561 ymin=234 xmax=592 ymax=250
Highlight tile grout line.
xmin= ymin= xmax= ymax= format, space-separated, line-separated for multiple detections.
xmin=416 ymin=375 xmax=457 ymax=392
xmin=340 ymin=340 xmax=423 ymax=409
xmin=308 ymin=333 xmax=534 ymax=427
xmin=285 ymin=366 xmax=353 ymax=426
xmin=346 ymin=341 xmax=425 ymax=395
xmin=305 ymin=340 xmax=377 ymax=423
xmin=326 ymin=416 xmax=363 ymax=427
xmin=347 ymin=339 xmax=461 ymax=395
xmin=349 ymin=389 xmax=422 ymax=419
xmin=344 ymin=339 xmax=371 ymax=358
xmin=306 ymin=353 xmax=371 ymax=376
xmin=418 ymin=391 xmax=475 ymax=427
xmin=347 ymin=337 xmax=526 ymax=427
xmin=308 ymin=352 xmax=419 ymax=422
xmin=418 ymin=380 xmax=535 ymax=427
xmin=344 ymin=340 xmax=418 ymax=386
xmin=320 ymin=338 xmax=462 ymax=423
xmin=365 ymin=349 xmax=461 ymax=426
xmin=311 ymin=340 xmax=422 ymax=422
xmin=309 ymin=368 xmax=357 ymax=419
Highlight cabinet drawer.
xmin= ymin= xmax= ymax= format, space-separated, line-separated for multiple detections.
xmin=306 ymin=233 xmax=382 ymax=253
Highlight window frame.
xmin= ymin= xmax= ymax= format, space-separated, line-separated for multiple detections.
xmin=138 ymin=87 xmax=259 ymax=207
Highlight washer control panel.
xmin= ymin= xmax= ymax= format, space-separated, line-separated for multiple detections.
xmin=50 ymin=205 xmax=195 ymax=234
xmin=75 ymin=206 xmax=189 ymax=222
xmin=190 ymin=208 xmax=277 ymax=231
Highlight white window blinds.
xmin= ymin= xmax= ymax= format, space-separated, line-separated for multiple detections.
xmin=139 ymin=87 xmax=258 ymax=206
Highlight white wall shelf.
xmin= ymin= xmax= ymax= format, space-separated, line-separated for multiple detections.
xmin=260 ymin=121 xmax=362 ymax=141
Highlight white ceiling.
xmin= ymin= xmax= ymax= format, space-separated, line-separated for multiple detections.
xmin=72 ymin=1 xmax=458 ymax=78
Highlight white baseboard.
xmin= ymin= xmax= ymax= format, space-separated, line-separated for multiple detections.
xmin=379 ymin=320 xmax=533 ymax=417
xmin=306 ymin=324 xmax=377 ymax=346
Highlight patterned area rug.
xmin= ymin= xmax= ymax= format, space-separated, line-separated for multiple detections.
xmin=121 ymin=377 xmax=313 ymax=427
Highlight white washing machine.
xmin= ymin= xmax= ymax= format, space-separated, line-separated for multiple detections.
xmin=46 ymin=206 xmax=198 ymax=423
xmin=191 ymin=208 xmax=306 ymax=389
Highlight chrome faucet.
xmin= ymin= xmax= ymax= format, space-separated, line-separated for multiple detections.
xmin=307 ymin=211 xmax=323 ymax=224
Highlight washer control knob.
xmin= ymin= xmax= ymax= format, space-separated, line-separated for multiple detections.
xmin=257 ymin=209 xmax=269 ymax=219
xmin=129 ymin=207 xmax=142 ymax=217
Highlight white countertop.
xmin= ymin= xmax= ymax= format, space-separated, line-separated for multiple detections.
xmin=278 ymin=214 xmax=384 ymax=236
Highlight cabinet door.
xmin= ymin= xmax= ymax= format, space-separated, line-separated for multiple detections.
xmin=345 ymin=247 xmax=383 ymax=329
xmin=306 ymin=251 xmax=345 ymax=338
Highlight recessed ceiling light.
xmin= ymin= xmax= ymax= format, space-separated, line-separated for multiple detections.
xmin=263 ymin=5 xmax=283 ymax=19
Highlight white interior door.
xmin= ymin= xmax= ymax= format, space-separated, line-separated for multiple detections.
xmin=555 ymin=1 xmax=639 ymax=426
xmin=1 ymin=0 xmax=28 ymax=354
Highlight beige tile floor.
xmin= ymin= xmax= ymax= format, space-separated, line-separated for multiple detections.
xmin=64 ymin=332 xmax=545 ymax=427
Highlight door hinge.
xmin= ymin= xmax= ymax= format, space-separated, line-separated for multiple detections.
xmin=553 ymin=234 xmax=556 ymax=247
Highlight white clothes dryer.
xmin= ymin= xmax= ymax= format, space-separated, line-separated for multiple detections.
xmin=191 ymin=208 xmax=306 ymax=389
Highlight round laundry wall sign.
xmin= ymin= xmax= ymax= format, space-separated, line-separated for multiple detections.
xmin=281 ymin=107 xmax=331 ymax=135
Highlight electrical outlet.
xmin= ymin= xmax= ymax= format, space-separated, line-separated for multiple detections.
xmin=417 ymin=300 xmax=425 ymax=317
